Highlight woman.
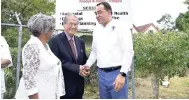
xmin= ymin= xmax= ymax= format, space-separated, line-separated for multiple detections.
xmin=15 ymin=13 xmax=65 ymax=99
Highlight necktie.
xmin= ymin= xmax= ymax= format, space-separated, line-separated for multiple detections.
xmin=69 ymin=39 xmax=77 ymax=61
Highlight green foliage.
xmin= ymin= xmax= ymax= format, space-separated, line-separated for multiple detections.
xmin=84 ymin=46 xmax=98 ymax=86
xmin=175 ymin=0 xmax=189 ymax=32
xmin=134 ymin=32 xmax=189 ymax=98
xmin=4 ymin=48 xmax=20 ymax=99
xmin=2 ymin=28 xmax=31 ymax=47
xmin=85 ymin=46 xmax=91 ymax=56
xmin=80 ymin=35 xmax=92 ymax=47
xmin=184 ymin=0 xmax=189 ymax=9
xmin=1 ymin=0 xmax=55 ymax=24
xmin=157 ymin=14 xmax=175 ymax=31
xmin=1 ymin=0 xmax=56 ymax=48
xmin=134 ymin=32 xmax=189 ymax=80
xmin=176 ymin=11 xmax=189 ymax=32
xmin=184 ymin=81 xmax=189 ymax=87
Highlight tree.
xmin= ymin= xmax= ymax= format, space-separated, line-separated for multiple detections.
xmin=184 ymin=0 xmax=189 ymax=9
xmin=175 ymin=0 xmax=189 ymax=32
xmin=157 ymin=14 xmax=175 ymax=31
xmin=1 ymin=0 xmax=55 ymax=24
xmin=176 ymin=11 xmax=189 ymax=32
xmin=1 ymin=0 xmax=56 ymax=47
xmin=134 ymin=32 xmax=189 ymax=98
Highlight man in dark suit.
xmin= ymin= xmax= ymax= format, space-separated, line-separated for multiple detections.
xmin=49 ymin=13 xmax=89 ymax=99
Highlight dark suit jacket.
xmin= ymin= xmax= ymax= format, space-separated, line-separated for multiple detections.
xmin=48 ymin=32 xmax=88 ymax=98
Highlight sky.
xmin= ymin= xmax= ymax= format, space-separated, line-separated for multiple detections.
xmin=131 ymin=0 xmax=188 ymax=26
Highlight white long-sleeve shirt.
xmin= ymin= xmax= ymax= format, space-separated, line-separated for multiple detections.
xmin=0 ymin=36 xmax=13 ymax=94
xmin=86 ymin=19 xmax=134 ymax=73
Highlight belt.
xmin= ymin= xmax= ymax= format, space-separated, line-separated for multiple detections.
xmin=99 ymin=66 xmax=121 ymax=72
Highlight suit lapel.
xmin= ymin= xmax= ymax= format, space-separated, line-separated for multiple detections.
xmin=59 ymin=32 xmax=75 ymax=61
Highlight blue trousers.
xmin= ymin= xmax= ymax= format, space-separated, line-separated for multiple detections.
xmin=98 ymin=68 xmax=129 ymax=99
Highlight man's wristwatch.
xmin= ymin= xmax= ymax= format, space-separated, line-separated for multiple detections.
xmin=120 ymin=72 xmax=126 ymax=77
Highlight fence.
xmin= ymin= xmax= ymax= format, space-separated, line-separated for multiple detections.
xmin=1 ymin=23 xmax=135 ymax=99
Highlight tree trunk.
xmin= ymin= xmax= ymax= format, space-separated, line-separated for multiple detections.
xmin=151 ymin=72 xmax=159 ymax=99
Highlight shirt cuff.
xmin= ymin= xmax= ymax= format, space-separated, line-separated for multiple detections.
xmin=26 ymin=87 xmax=38 ymax=96
xmin=85 ymin=61 xmax=93 ymax=68
xmin=7 ymin=62 xmax=13 ymax=67
xmin=120 ymin=66 xmax=131 ymax=74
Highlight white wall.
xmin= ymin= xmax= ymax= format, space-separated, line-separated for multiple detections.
xmin=144 ymin=25 xmax=158 ymax=33
xmin=132 ymin=28 xmax=138 ymax=34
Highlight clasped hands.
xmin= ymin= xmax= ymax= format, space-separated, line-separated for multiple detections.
xmin=79 ymin=65 xmax=90 ymax=77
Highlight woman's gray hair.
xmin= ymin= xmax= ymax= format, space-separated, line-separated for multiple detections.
xmin=27 ymin=13 xmax=55 ymax=37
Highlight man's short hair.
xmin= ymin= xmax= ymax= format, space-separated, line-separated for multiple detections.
xmin=96 ymin=2 xmax=112 ymax=15
xmin=63 ymin=13 xmax=79 ymax=25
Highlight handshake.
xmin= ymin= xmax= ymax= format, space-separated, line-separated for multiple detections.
xmin=79 ymin=65 xmax=90 ymax=77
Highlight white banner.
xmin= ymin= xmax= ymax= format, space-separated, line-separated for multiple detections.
xmin=56 ymin=0 xmax=132 ymax=30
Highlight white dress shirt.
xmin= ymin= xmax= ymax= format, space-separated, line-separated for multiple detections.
xmin=86 ymin=19 xmax=134 ymax=73
xmin=0 ymin=36 xmax=13 ymax=94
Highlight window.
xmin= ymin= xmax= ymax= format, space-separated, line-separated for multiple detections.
xmin=148 ymin=30 xmax=154 ymax=33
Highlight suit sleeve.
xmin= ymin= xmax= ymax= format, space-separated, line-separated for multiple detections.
xmin=48 ymin=37 xmax=60 ymax=59
xmin=49 ymin=37 xmax=80 ymax=74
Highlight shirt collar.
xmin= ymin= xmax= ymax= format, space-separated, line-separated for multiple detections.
xmin=65 ymin=32 xmax=75 ymax=41
xmin=100 ymin=19 xmax=114 ymax=29
xmin=98 ymin=19 xmax=116 ymax=32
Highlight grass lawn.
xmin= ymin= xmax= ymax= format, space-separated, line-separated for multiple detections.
xmin=84 ymin=70 xmax=189 ymax=99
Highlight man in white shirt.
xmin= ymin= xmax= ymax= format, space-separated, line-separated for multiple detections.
xmin=85 ymin=2 xmax=134 ymax=99
xmin=0 ymin=36 xmax=13 ymax=99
